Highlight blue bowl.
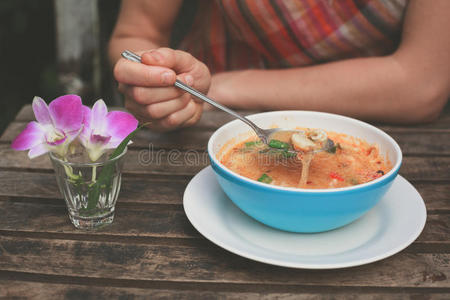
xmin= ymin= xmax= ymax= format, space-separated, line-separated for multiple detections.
xmin=208 ymin=111 xmax=402 ymax=233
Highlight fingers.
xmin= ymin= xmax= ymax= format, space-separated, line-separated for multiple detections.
xmin=141 ymin=48 xmax=197 ymax=74
xmin=114 ymin=47 xmax=208 ymax=131
xmin=141 ymin=48 xmax=210 ymax=94
xmin=119 ymin=83 xmax=184 ymax=105
xmin=156 ymin=100 xmax=199 ymax=131
xmin=113 ymin=57 xmax=176 ymax=87
xmin=125 ymin=98 xmax=202 ymax=132
xmin=124 ymin=93 xmax=190 ymax=119
xmin=118 ymin=73 xmax=194 ymax=105
xmin=181 ymin=102 xmax=203 ymax=127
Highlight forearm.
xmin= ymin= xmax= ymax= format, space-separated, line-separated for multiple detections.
xmin=209 ymin=56 xmax=407 ymax=121
xmin=209 ymin=55 xmax=446 ymax=124
xmin=209 ymin=0 xmax=450 ymax=124
xmin=108 ymin=0 xmax=182 ymax=66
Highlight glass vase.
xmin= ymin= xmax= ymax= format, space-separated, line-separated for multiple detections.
xmin=49 ymin=148 xmax=126 ymax=230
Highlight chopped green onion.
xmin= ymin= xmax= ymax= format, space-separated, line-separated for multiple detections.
xmin=257 ymin=173 xmax=273 ymax=184
xmin=281 ymin=151 xmax=297 ymax=158
xmin=245 ymin=140 xmax=262 ymax=147
xmin=258 ymin=148 xmax=296 ymax=159
xmin=350 ymin=178 xmax=359 ymax=185
xmin=268 ymin=139 xmax=291 ymax=150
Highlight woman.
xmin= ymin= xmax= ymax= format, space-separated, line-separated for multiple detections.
xmin=109 ymin=0 xmax=449 ymax=131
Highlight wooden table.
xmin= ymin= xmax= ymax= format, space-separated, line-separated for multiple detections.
xmin=1 ymin=105 xmax=449 ymax=299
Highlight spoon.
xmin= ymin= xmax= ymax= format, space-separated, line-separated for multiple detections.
xmin=121 ymin=50 xmax=334 ymax=153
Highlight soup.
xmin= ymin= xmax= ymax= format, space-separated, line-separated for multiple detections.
xmin=219 ymin=129 xmax=392 ymax=189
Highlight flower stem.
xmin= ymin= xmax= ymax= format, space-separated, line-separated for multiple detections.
xmin=62 ymin=157 xmax=79 ymax=180
xmin=91 ymin=165 xmax=97 ymax=183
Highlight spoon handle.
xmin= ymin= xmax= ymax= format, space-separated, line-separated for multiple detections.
xmin=173 ymin=79 xmax=247 ymax=125
xmin=121 ymin=50 xmax=266 ymax=141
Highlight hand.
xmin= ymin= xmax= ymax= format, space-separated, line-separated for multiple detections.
xmin=113 ymin=48 xmax=211 ymax=131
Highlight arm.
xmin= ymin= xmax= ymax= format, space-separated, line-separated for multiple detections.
xmin=208 ymin=0 xmax=450 ymax=124
xmin=108 ymin=0 xmax=182 ymax=64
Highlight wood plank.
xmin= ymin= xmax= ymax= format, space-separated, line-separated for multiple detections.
xmin=416 ymin=214 xmax=450 ymax=244
xmin=1 ymin=279 xmax=449 ymax=299
xmin=131 ymin=127 xmax=213 ymax=150
xmin=0 ymin=144 xmax=208 ymax=176
xmin=0 ymin=171 xmax=188 ymax=205
xmin=0 ymin=235 xmax=448 ymax=288
xmin=14 ymin=104 xmax=450 ymax=131
xmin=0 ymin=199 xmax=249 ymax=241
xmin=413 ymin=183 xmax=450 ymax=212
xmin=0 ymin=200 xmax=199 ymax=239
xmin=0 ymin=144 xmax=448 ymax=180
xmin=389 ymin=132 xmax=450 ymax=155
xmin=3 ymin=120 xmax=450 ymax=154
xmin=0 ymin=171 xmax=447 ymax=210
xmin=0 ymin=200 xmax=447 ymax=245
xmin=397 ymin=157 xmax=450 ymax=181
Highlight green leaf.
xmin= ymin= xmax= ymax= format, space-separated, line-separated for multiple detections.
xmin=86 ymin=123 xmax=149 ymax=211
xmin=109 ymin=123 xmax=149 ymax=160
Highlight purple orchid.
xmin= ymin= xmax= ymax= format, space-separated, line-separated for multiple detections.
xmin=79 ymin=99 xmax=138 ymax=161
xmin=11 ymin=95 xmax=84 ymax=158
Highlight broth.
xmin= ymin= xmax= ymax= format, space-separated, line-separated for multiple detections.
xmin=219 ymin=130 xmax=392 ymax=189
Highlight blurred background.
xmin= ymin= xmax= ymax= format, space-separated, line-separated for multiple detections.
xmin=0 ymin=0 xmax=196 ymax=135
xmin=0 ymin=0 xmax=119 ymax=134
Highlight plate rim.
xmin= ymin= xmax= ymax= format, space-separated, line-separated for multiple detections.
xmin=183 ymin=166 xmax=427 ymax=269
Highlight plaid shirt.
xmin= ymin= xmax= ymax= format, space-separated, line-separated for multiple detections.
xmin=178 ymin=0 xmax=408 ymax=73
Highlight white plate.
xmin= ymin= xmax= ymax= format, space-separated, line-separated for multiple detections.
xmin=183 ymin=166 xmax=427 ymax=269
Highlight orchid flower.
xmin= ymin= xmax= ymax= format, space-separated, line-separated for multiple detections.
xmin=79 ymin=99 xmax=138 ymax=161
xmin=11 ymin=95 xmax=84 ymax=158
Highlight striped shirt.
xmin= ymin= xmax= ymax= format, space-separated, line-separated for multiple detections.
xmin=178 ymin=0 xmax=409 ymax=73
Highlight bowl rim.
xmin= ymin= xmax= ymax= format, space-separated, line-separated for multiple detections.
xmin=207 ymin=110 xmax=402 ymax=194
